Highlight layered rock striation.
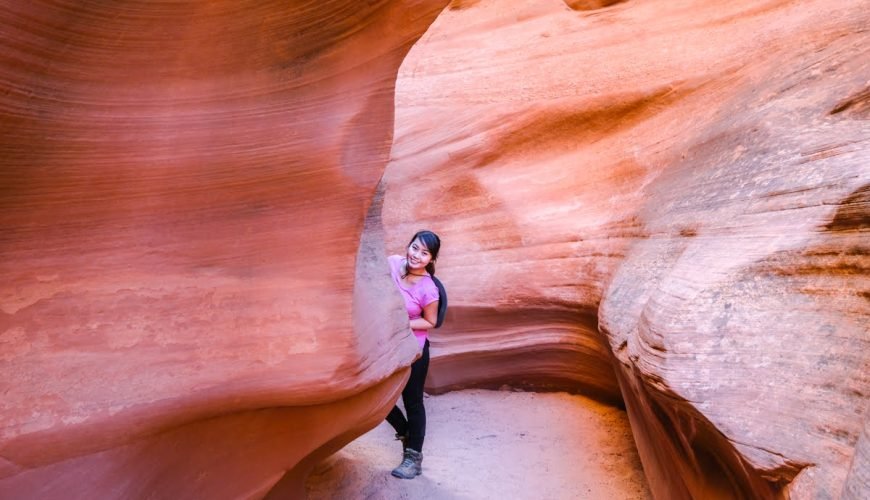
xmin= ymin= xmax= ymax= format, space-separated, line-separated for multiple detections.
xmin=2 ymin=0 xmax=867 ymax=497
xmin=0 ymin=1 xmax=447 ymax=498
xmin=381 ymin=0 xmax=869 ymax=497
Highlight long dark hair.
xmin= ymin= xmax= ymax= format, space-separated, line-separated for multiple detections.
xmin=406 ymin=230 xmax=441 ymax=276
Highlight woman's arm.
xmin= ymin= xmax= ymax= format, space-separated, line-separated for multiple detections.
xmin=409 ymin=300 xmax=439 ymax=330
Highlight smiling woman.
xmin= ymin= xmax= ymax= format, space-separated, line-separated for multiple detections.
xmin=384 ymin=230 xmax=442 ymax=479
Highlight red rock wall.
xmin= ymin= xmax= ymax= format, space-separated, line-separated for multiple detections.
xmin=843 ymin=418 xmax=870 ymax=499
xmin=382 ymin=0 xmax=869 ymax=497
xmin=0 ymin=1 xmax=447 ymax=498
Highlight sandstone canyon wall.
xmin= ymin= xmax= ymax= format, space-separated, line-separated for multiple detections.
xmin=0 ymin=1 xmax=448 ymax=498
xmin=381 ymin=0 xmax=869 ymax=498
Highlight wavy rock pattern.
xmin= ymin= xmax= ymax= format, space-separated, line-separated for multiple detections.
xmin=0 ymin=1 xmax=447 ymax=498
xmin=382 ymin=0 xmax=869 ymax=497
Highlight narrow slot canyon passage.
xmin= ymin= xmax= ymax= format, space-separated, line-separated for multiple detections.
xmin=305 ymin=390 xmax=650 ymax=499
xmin=2 ymin=0 xmax=867 ymax=498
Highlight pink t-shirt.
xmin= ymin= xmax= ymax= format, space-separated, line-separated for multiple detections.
xmin=389 ymin=255 xmax=439 ymax=349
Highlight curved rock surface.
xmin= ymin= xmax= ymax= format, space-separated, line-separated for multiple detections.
xmin=381 ymin=0 xmax=869 ymax=497
xmin=0 ymin=1 xmax=447 ymax=498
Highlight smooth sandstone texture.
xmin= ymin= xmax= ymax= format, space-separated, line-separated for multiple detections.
xmin=0 ymin=1 xmax=447 ymax=498
xmin=381 ymin=0 xmax=869 ymax=498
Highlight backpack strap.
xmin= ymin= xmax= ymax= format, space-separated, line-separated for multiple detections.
xmin=431 ymin=276 xmax=447 ymax=328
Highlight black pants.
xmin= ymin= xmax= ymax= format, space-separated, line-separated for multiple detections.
xmin=385 ymin=340 xmax=429 ymax=452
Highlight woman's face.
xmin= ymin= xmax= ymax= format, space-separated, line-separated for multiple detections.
xmin=406 ymin=238 xmax=433 ymax=272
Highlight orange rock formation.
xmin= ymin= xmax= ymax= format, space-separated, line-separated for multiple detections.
xmin=2 ymin=0 xmax=868 ymax=498
xmin=0 ymin=1 xmax=447 ymax=498
xmin=381 ymin=0 xmax=869 ymax=498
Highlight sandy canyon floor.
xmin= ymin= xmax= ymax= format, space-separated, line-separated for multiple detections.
xmin=305 ymin=389 xmax=651 ymax=499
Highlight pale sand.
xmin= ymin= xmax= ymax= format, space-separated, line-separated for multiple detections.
xmin=305 ymin=389 xmax=651 ymax=499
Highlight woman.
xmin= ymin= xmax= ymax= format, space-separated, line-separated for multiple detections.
xmin=385 ymin=230 xmax=441 ymax=479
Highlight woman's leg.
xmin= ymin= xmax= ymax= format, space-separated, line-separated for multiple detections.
xmin=385 ymin=405 xmax=408 ymax=437
xmin=402 ymin=340 xmax=430 ymax=452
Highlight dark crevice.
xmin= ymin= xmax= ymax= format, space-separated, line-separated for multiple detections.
xmin=564 ymin=0 xmax=628 ymax=11
xmin=829 ymin=86 xmax=870 ymax=116
xmin=824 ymin=184 xmax=870 ymax=232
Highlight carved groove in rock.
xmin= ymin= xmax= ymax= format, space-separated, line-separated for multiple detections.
xmin=564 ymin=0 xmax=629 ymax=12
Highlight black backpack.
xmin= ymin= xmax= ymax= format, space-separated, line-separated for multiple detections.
xmin=431 ymin=276 xmax=448 ymax=328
